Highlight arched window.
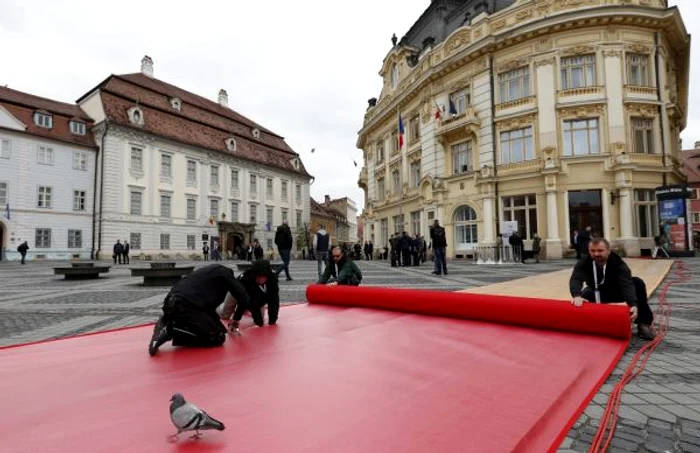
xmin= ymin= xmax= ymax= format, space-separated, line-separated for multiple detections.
xmin=454 ymin=206 xmax=478 ymax=248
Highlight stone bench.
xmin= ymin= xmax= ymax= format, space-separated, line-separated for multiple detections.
xmin=130 ymin=262 xmax=195 ymax=286
xmin=236 ymin=262 xmax=285 ymax=274
xmin=54 ymin=262 xmax=111 ymax=280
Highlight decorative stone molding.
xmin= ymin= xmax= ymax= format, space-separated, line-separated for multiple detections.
xmin=497 ymin=58 xmax=530 ymax=73
xmin=552 ymin=0 xmax=598 ymax=12
xmin=495 ymin=113 xmax=537 ymax=131
xmin=536 ymin=38 xmax=553 ymax=52
xmin=603 ymin=49 xmax=622 ymax=58
xmin=445 ymin=30 xmax=471 ymax=54
xmin=561 ymin=45 xmax=596 ymax=57
xmin=626 ymin=86 xmax=657 ymax=96
xmin=491 ymin=19 xmax=508 ymax=32
xmin=625 ymin=103 xmax=657 ymax=117
xmin=534 ymin=57 xmax=556 ymax=68
xmin=609 ymin=142 xmax=627 ymax=155
xmin=625 ymin=43 xmax=653 ymax=54
xmin=496 ymin=96 xmax=535 ymax=112
xmin=516 ymin=9 xmax=534 ymax=22
xmin=408 ymin=152 xmax=421 ymax=164
xmin=545 ymin=175 xmax=557 ymax=190
xmin=558 ymin=86 xmax=604 ymax=97
xmin=557 ymin=104 xmax=605 ymax=118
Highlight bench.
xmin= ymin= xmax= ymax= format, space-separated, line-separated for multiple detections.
xmin=236 ymin=262 xmax=285 ymax=274
xmin=130 ymin=262 xmax=195 ymax=286
xmin=54 ymin=262 xmax=111 ymax=280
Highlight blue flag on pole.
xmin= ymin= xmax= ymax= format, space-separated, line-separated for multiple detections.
xmin=265 ymin=221 xmax=272 ymax=232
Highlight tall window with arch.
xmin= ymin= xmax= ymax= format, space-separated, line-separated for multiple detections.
xmin=454 ymin=206 xmax=478 ymax=248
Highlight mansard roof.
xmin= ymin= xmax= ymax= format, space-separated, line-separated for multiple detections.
xmin=0 ymin=86 xmax=96 ymax=148
xmin=84 ymin=73 xmax=311 ymax=178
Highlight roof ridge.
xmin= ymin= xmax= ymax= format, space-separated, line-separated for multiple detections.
xmin=0 ymin=86 xmax=81 ymax=111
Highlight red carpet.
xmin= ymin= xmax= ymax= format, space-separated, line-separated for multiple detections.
xmin=0 ymin=287 xmax=630 ymax=453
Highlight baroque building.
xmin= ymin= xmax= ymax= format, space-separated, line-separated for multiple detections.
xmin=357 ymin=0 xmax=689 ymax=258
xmin=0 ymin=87 xmax=96 ymax=261
xmin=78 ymin=56 xmax=312 ymax=259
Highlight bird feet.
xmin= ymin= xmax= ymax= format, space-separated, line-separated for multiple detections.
xmin=167 ymin=433 xmax=179 ymax=443
xmin=189 ymin=431 xmax=203 ymax=440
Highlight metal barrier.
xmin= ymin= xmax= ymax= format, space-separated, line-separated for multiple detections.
xmin=473 ymin=245 xmax=523 ymax=265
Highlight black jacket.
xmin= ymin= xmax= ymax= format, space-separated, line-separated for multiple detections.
xmin=569 ymin=252 xmax=637 ymax=306
xmin=430 ymin=226 xmax=447 ymax=248
xmin=169 ymin=264 xmax=248 ymax=311
xmin=274 ymin=224 xmax=293 ymax=250
xmin=239 ymin=268 xmax=280 ymax=307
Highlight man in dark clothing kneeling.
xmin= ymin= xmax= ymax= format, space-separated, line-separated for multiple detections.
xmin=148 ymin=264 xmax=249 ymax=356
xmin=318 ymin=247 xmax=363 ymax=286
xmin=569 ymin=237 xmax=655 ymax=340
xmin=226 ymin=260 xmax=280 ymax=334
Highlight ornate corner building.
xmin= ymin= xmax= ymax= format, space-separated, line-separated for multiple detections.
xmin=357 ymin=0 xmax=690 ymax=259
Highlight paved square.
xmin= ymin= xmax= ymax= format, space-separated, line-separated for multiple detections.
xmin=1 ymin=257 xmax=699 ymax=452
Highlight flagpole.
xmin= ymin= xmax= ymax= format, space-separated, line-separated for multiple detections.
xmin=397 ymin=106 xmax=404 ymax=233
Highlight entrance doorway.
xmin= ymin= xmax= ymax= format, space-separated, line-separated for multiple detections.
xmin=569 ymin=190 xmax=603 ymax=238
xmin=227 ymin=232 xmax=244 ymax=259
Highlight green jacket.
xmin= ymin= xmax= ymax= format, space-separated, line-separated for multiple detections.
xmin=318 ymin=257 xmax=362 ymax=285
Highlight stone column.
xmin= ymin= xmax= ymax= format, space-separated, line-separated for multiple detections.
xmin=544 ymin=173 xmax=563 ymax=259
xmin=482 ymin=195 xmax=495 ymax=244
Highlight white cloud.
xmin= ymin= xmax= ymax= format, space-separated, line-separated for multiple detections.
xmin=1 ymin=0 xmax=697 ymax=213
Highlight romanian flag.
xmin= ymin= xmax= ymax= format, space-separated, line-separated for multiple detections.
xmin=398 ymin=112 xmax=405 ymax=149
xmin=434 ymin=101 xmax=442 ymax=121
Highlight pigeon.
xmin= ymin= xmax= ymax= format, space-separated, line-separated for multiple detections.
xmin=168 ymin=393 xmax=225 ymax=441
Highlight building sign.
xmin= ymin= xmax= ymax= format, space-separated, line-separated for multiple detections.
xmin=656 ymin=185 xmax=691 ymax=252
xmin=500 ymin=221 xmax=518 ymax=239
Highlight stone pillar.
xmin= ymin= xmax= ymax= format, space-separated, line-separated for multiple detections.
xmin=544 ymin=174 xmax=563 ymax=259
xmin=482 ymin=195 xmax=495 ymax=244
xmin=616 ymin=186 xmax=641 ymax=256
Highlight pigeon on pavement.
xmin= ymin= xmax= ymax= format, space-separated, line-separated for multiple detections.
xmin=168 ymin=393 xmax=225 ymax=441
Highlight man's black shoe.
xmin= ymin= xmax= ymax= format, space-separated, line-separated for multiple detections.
xmin=148 ymin=317 xmax=171 ymax=356
xmin=638 ymin=324 xmax=656 ymax=341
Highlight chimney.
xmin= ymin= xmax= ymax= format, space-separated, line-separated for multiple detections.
xmin=218 ymin=89 xmax=228 ymax=108
xmin=324 ymin=195 xmax=331 ymax=203
xmin=694 ymin=140 xmax=700 ymax=149
xmin=141 ymin=55 xmax=154 ymax=78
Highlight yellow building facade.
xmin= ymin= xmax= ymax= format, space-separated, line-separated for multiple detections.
xmin=357 ymin=0 xmax=690 ymax=259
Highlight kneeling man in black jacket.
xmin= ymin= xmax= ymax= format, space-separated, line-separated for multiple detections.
xmin=226 ymin=260 xmax=280 ymax=334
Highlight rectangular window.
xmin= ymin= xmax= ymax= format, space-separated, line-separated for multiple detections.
xmin=634 ymin=189 xmax=658 ymax=238
xmin=186 ymin=198 xmax=196 ymax=220
xmin=499 ymin=67 xmax=530 ymax=103
xmin=250 ymin=204 xmax=257 ymax=223
xmin=392 ymin=169 xmax=401 ymax=193
xmin=160 ymin=154 xmax=172 ymax=177
xmin=627 ymin=54 xmax=650 ymax=86
xmin=632 ymin=118 xmax=655 ymax=154
xmin=130 ymin=191 xmax=142 ymax=215
xmin=160 ymin=234 xmax=170 ymax=250
xmin=380 ymin=218 xmax=389 ymax=246
xmin=281 ymin=181 xmax=288 ymax=201
xmin=73 ymin=190 xmax=86 ymax=211
xmin=72 ymin=151 xmax=88 ymax=170
xmin=266 ymin=207 xmax=274 ymax=226
xmin=502 ymin=194 xmax=538 ymax=239
xmin=0 ymin=139 xmax=10 ymax=159
xmin=409 ymin=116 xmax=420 ymax=142
xmin=452 ymin=141 xmax=473 ymax=174
xmin=68 ymin=229 xmax=82 ymax=248
xmin=375 ymin=141 xmax=385 ymax=163
xmin=37 ymin=146 xmax=53 ymax=165
xmin=562 ymin=118 xmax=599 ymax=156
xmin=392 ymin=214 xmax=405 ymax=233
xmin=449 ymin=88 xmax=471 ymax=115
xmin=692 ymin=213 xmax=700 ymax=224
xmin=296 ymin=210 xmax=302 ymax=228
xmin=377 ymin=178 xmax=385 ymax=199
xmin=35 ymin=228 xmax=51 ymax=248
xmin=561 ymin=55 xmax=596 ymax=89
xmin=0 ymin=182 xmax=7 ymax=206
xmin=187 ymin=160 xmax=197 ymax=182
xmin=281 ymin=208 xmax=288 ymax=224
xmin=37 ymin=186 xmax=52 ymax=208
xmin=295 ymin=184 xmax=302 ymax=203
xmin=34 ymin=113 xmax=52 ymax=128
xmin=130 ymin=147 xmax=143 ymax=171
xmin=70 ymin=121 xmax=86 ymax=135
xmin=266 ymin=178 xmax=274 ymax=200
xmin=231 ymin=201 xmax=239 ymax=222
xmin=231 ymin=169 xmax=239 ymax=190
xmin=130 ymin=233 xmax=141 ymax=250
xmin=392 ymin=131 xmax=399 ymax=154
xmin=210 ymin=199 xmax=219 ymax=219
xmin=160 ymin=194 xmax=171 ymax=218
xmin=250 ymin=174 xmax=258 ymax=194
xmin=410 ymin=211 xmax=421 ymax=235
xmin=500 ymin=127 xmax=534 ymax=164
xmin=410 ymin=161 xmax=421 ymax=187
xmin=210 ymin=165 xmax=219 ymax=186
xmin=187 ymin=235 xmax=196 ymax=250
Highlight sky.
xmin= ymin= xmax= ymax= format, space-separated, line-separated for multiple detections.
xmin=0 ymin=0 xmax=698 ymax=213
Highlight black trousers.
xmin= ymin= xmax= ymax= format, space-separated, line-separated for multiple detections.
xmin=162 ymin=296 xmax=226 ymax=347
xmin=580 ymin=276 xmax=654 ymax=325
xmin=232 ymin=297 xmax=279 ymax=326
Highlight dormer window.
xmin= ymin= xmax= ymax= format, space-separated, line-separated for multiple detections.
xmin=70 ymin=121 xmax=87 ymax=136
xmin=290 ymin=157 xmax=300 ymax=170
xmin=34 ymin=112 xmax=52 ymax=129
xmin=225 ymin=137 xmax=237 ymax=152
xmin=252 ymin=128 xmax=260 ymax=139
xmin=391 ymin=63 xmax=399 ymax=89
xmin=127 ymin=106 xmax=144 ymax=126
xmin=170 ymin=98 xmax=182 ymax=111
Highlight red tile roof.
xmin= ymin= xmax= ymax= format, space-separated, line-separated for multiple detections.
xmin=88 ymin=73 xmax=310 ymax=177
xmin=0 ymin=86 xmax=95 ymax=148
xmin=311 ymin=198 xmax=346 ymax=221
xmin=681 ymin=149 xmax=700 ymax=184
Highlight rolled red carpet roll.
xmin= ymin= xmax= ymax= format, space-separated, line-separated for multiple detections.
xmin=306 ymin=285 xmax=631 ymax=340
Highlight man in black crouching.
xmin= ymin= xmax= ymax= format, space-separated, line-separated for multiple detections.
xmin=148 ymin=263 xmax=248 ymax=356
xmin=226 ymin=260 xmax=280 ymax=334
xmin=569 ymin=237 xmax=656 ymax=340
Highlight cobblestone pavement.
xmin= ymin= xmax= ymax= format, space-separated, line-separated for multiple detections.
xmin=1 ymin=257 xmax=699 ymax=451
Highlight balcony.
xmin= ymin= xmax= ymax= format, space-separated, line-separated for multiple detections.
xmin=496 ymin=96 xmax=535 ymax=114
xmin=557 ymin=86 xmax=604 ymax=103
xmin=497 ymin=159 xmax=543 ymax=177
xmin=437 ymin=106 xmax=481 ymax=143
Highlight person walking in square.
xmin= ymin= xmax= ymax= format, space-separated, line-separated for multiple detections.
xmin=274 ymin=220 xmax=294 ymax=281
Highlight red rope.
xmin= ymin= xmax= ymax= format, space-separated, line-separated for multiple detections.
xmin=589 ymin=260 xmax=690 ymax=453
